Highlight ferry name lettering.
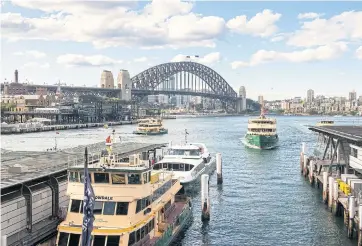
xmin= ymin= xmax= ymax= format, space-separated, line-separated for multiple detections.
xmin=95 ymin=196 xmax=113 ymax=200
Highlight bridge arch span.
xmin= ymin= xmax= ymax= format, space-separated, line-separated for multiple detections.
xmin=131 ymin=62 xmax=237 ymax=99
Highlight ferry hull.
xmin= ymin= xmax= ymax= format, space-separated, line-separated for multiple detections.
xmin=133 ymin=129 xmax=168 ymax=135
xmin=244 ymin=134 xmax=279 ymax=150
xmin=180 ymin=157 xmax=216 ymax=192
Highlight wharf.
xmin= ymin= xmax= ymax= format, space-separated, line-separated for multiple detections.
xmin=301 ymin=125 xmax=362 ymax=244
xmin=1 ymin=141 xmax=167 ymax=246
xmin=0 ymin=120 xmax=138 ymax=135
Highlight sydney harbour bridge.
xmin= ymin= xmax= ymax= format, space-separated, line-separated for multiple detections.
xmin=1 ymin=62 xmax=246 ymax=113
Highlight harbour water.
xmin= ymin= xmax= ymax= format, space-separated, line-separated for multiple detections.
xmin=1 ymin=116 xmax=361 ymax=246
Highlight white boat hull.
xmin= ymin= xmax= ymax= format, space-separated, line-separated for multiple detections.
xmin=180 ymin=157 xmax=216 ymax=186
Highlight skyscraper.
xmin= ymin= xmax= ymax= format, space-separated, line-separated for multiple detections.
xmin=307 ymin=89 xmax=314 ymax=104
xmin=258 ymin=95 xmax=264 ymax=106
xmin=349 ymin=90 xmax=357 ymax=101
xmin=238 ymin=86 xmax=247 ymax=110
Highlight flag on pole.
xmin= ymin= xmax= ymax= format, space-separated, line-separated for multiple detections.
xmin=81 ymin=147 xmax=95 ymax=246
xmin=106 ymin=136 xmax=111 ymax=143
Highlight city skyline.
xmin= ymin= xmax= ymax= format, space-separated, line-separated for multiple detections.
xmin=1 ymin=1 xmax=362 ymax=100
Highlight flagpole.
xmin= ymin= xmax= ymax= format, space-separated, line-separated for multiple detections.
xmin=82 ymin=147 xmax=95 ymax=246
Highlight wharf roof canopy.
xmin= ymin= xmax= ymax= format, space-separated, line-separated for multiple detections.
xmin=308 ymin=125 xmax=362 ymax=146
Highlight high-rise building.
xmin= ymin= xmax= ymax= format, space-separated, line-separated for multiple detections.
xmin=100 ymin=70 xmax=114 ymax=88
xmin=349 ymin=90 xmax=357 ymax=101
xmin=238 ymin=86 xmax=247 ymax=110
xmin=14 ymin=69 xmax=19 ymax=83
xmin=258 ymin=95 xmax=264 ymax=106
xmin=307 ymin=89 xmax=314 ymax=104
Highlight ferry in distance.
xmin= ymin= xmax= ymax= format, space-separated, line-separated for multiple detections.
xmin=133 ymin=118 xmax=168 ymax=135
xmin=244 ymin=107 xmax=279 ymax=150
xmin=316 ymin=120 xmax=334 ymax=126
xmin=153 ymin=129 xmax=216 ymax=187
xmin=56 ymin=137 xmax=192 ymax=246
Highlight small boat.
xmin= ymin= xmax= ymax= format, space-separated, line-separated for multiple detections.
xmin=153 ymin=130 xmax=216 ymax=187
xmin=244 ymin=107 xmax=279 ymax=150
xmin=56 ymin=136 xmax=192 ymax=246
xmin=133 ymin=118 xmax=168 ymax=135
xmin=316 ymin=120 xmax=334 ymax=126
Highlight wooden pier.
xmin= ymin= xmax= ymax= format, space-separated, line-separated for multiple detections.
xmin=301 ymin=125 xmax=362 ymax=245
xmin=1 ymin=141 xmax=167 ymax=246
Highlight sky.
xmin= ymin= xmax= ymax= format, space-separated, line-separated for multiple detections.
xmin=1 ymin=0 xmax=362 ymax=101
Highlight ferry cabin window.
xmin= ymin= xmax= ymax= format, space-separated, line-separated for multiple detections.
xmin=79 ymin=172 xmax=85 ymax=183
xmin=128 ymin=219 xmax=155 ymax=246
xmin=128 ymin=232 xmax=136 ymax=246
xmin=58 ymin=232 xmax=69 ymax=246
xmin=69 ymin=172 xmax=79 ymax=182
xmin=93 ymin=236 xmax=106 ymax=246
xmin=136 ymin=196 xmax=151 ymax=213
xmin=103 ymin=202 xmax=116 ymax=215
xmin=70 ymin=199 xmax=82 ymax=212
xmin=128 ymin=173 xmax=141 ymax=184
xmin=107 ymin=236 xmax=120 ymax=246
xmin=94 ymin=173 xmax=110 ymax=183
xmin=143 ymin=172 xmax=148 ymax=184
xmin=94 ymin=201 xmax=103 ymax=214
xmin=111 ymin=174 xmax=126 ymax=184
xmin=351 ymin=148 xmax=358 ymax=158
xmin=68 ymin=234 xmax=80 ymax=246
xmin=116 ymin=202 xmax=129 ymax=215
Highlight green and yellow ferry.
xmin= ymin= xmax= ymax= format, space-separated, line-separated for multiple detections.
xmin=244 ymin=108 xmax=279 ymax=150
xmin=133 ymin=118 xmax=168 ymax=135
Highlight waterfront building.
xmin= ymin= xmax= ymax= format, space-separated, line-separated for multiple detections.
xmin=258 ymin=95 xmax=264 ymax=106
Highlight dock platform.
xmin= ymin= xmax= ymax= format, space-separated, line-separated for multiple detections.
xmin=1 ymin=142 xmax=166 ymax=246
xmin=301 ymin=125 xmax=362 ymax=245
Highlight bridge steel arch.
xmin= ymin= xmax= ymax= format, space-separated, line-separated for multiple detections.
xmin=131 ymin=62 xmax=238 ymax=100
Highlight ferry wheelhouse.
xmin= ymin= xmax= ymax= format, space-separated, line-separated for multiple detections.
xmin=244 ymin=108 xmax=279 ymax=149
xmin=56 ymin=140 xmax=191 ymax=246
xmin=133 ymin=118 xmax=168 ymax=135
xmin=153 ymin=131 xmax=216 ymax=186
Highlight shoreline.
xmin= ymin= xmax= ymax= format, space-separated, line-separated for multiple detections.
xmin=1 ymin=120 xmax=138 ymax=135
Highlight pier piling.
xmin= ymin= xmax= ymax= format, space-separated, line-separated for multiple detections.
xmin=328 ymin=176 xmax=334 ymax=210
xmin=201 ymin=174 xmax=210 ymax=221
xmin=359 ymin=204 xmax=362 ymax=246
xmin=1 ymin=236 xmax=7 ymax=246
xmin=303 ymin=155 xmax=308 ymax=178
xmin=323 ymin=172 xmax=328 ymax=203
xmin=348 ymin=196 xmax=355 ymax=238
xmin=332 ymin=181 xmax=339 ymax=215
xmin=309 ymin=160 xmax=314 ymax=185
xmin=216 ymin=153 xmax=223 ymax=185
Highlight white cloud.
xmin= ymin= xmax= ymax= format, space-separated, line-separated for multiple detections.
xmin=357 ymin=46 xmax=362 ymax=60
xmin=171 ymin=52 xmax=222 ymax=66
xmin=23 ymin=62 xmax=50 ymax=69
xmin=231 ymin=42 xmax=348 ymax=69
xmin=227 ymin=9 xmax=281 ymax=37
xmin=57 ymin=54 xmax=122 ymax=67
xmin=297 ymin=12 xmax=323 ymax=19
xmin=288 ymin=11 xmax=362 ymax=47
xmin=14 ymin=50 xmax=47 ymax=59
xmin=133 ymin=57 xmax=148 ymax=63
xmin=2 ymin=0 xmax=225 ymax=49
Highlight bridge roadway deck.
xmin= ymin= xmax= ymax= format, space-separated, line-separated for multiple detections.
xmin=0 ymin=141 xmax=166 ymax=190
